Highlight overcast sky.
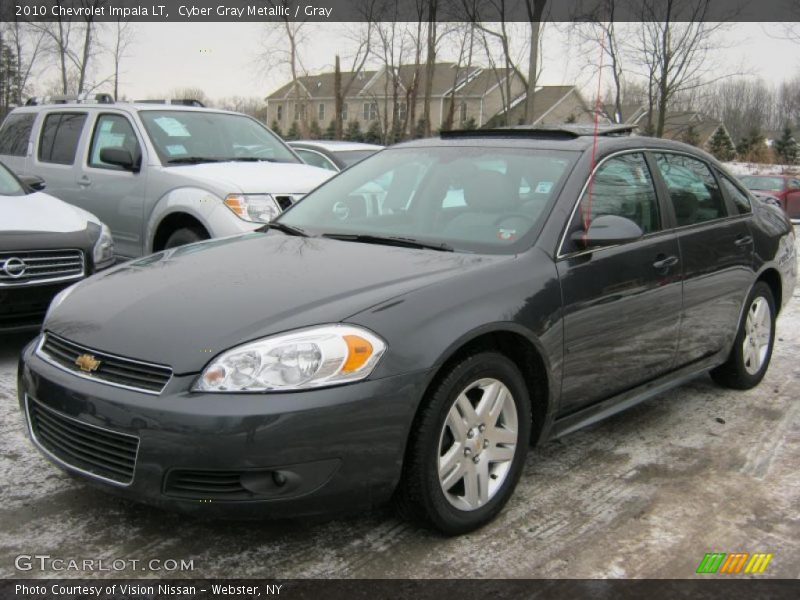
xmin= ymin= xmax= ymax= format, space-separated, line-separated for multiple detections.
xmin=33 ymin=22 xmax=799 ymax=103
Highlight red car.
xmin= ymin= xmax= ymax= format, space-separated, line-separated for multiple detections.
xmin=740 ymin=174 xmax=800 ymax=221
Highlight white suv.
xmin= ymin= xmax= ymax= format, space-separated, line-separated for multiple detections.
xmin=0 ymin=97 xmax=332 ymax=258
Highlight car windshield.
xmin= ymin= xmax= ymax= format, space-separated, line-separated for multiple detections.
xmin=139 ymin=110 xmax=299 ymax=165
xmin=740 ymin=176 xmax=784 ymax=192
xmin=335 ymin=149 xmax=379 ymax=167
xmin=277 ymin=146 xmax=577 ymax=254
xmin=0 ymin=162 xmax=25 ymax=196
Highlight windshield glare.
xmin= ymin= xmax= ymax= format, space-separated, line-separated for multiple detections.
xmin=0 ymin=162 xmax=25 ymax=196
xmin=139 ymin=110 xmax=299 ymax=164
xmin=278 ymin=146 xmax=576 ymax=254
xmin=741 ymin=176 xmax=784 ymax=192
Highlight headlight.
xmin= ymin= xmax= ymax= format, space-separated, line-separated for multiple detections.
xmin=224 ymin=194 xmax=281 ymax=223
xmin=193 ymin=325 xmax=387 ymax=392
xmin=93 ymin=223 xmax=114 ymax=268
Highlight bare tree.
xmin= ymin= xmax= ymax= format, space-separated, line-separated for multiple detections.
xmin=630 ymin=0 xmax=732 ymax=137
xmin=334 ymin=14 xmax=373 ymax=139
xmin=105 ymin=18 xmax=136 ymax=100
xmin=2 ymin=20 xmax=46 ymax=104
xmin=259 ymin=8 xmax=310 ymax=136
xmin=460 ymin=0 xmax=548 ymax=124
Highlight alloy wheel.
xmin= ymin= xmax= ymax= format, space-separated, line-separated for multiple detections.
xmin=437 ymin=377 xmax=519 ymax=511
xmin=742 ymin=296 xmax=772 ymax=375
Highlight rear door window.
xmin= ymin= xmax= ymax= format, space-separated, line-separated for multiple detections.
xmin=38 ymin=112 xmax=87 ymax=165
xmin=0 ymin=113 xmax=36 ymax=156
xmin=653 ymin=153 xmax=727 ymax=226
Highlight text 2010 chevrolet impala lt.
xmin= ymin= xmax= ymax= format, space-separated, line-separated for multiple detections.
xmin=18 ymin=127 xmax=796 ymax=534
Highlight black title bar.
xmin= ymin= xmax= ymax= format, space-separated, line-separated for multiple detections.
xmin=2 ymin=0 xmax=800 ymax=23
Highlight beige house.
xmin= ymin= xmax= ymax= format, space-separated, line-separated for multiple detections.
xmin=603 ymin=104 xmax=734 ymax=150
xmin=265 ymin=63 xmax=591 ymax=133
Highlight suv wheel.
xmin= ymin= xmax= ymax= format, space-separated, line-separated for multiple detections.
xmin=711 ymin=282 xmax=776 ymax=390
xmin=164 ymin=226 xmax=209 ymax=249
xmin=396 ymin=352 xmax=531 ymax=535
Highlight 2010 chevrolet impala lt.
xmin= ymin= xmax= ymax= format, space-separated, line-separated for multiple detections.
xmin=18 ymin=126 xmax=797 ymax=534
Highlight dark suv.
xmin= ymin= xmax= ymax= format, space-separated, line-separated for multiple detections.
xmin=18 ymin=126 xmax=796 ymax=535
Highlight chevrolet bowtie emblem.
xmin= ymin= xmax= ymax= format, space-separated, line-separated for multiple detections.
xmin=75 ymin=354 xmax=101 ymax=372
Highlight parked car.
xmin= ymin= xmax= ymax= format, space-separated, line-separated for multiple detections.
xmin=0 ymin=96 xmax=332 ymax=258
xmin=18 ymin=126 xmax=796 ymax=535
xmin=0 ymin=160 xmax=114 ymax=332
xmin=739 ymin=174 xmax=800 ymax=221
xmin=289 ymin=140 xmax=383 ymax=172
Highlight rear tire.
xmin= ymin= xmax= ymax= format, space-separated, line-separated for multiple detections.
xmin=164 ymin=226 xmax=208 ymax=249
xmin=711 ymin=282 xmax=776 ymax=390
xmin=395 ymin=352 xmax=531 ymax=535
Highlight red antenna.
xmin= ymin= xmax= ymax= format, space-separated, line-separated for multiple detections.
xmin=582 ymin=25 xmax=607 ymax=235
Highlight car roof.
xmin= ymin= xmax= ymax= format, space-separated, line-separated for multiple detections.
xmin=393 ymin=128 xmax=720 ymax=161
xmin=7 ymin=103 xmax=249 ymax=117
xmin=289 ymin=140 xmax=384 ymax=152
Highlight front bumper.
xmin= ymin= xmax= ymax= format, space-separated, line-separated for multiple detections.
xmin=18 ymin=338 xmax=430 ymax=518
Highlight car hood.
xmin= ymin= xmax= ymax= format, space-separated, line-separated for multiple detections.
xmin=161 ymin=161 xmax=333 ymax=194
xmin=46 ymin=232 xmax=508 ymax=374
xmin=0 ymin=192 xmax=100 ymax=233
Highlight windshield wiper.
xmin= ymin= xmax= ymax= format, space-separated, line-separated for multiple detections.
xmin=257 ymin=221 xmax=308 ymax=237
xmin=165 ymin=156 xmax=222 ymax=165
xmin=219 ymin=157 xmax=280 ymax=163
xmin=321 ymin=233 xmax=453 ymax=252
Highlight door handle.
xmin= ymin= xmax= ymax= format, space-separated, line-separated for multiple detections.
xmin=734 ymin=235 xmax=753 ymax=247
xmin=77 ymin=175 xmax=91 ymax=188
xmin=653 ymin=255 xmax=679 ymax=270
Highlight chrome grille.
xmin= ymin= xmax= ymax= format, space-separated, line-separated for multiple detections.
xmin=38 ymin=333 xmax=173 ymax=395
xmin=0 ymin=249 xmax=84 ymax=286
xmin=26 ymin=396 xmax=139 ymax=485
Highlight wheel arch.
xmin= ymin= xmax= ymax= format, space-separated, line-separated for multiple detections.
xmin=756 ymin=267 xmax=783 ymax=315
xmin=151 ymin=212 xmax=210 ymax=252
xmin=417 ymin=324 xmax=554 ymax=446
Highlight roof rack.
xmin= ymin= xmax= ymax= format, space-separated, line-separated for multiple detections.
xmin=134 ymin=99 xmax=205 ymax=107
xmin=25 ymin=92 xmax=115 ymax=106
xmin=440 ymin=124 xmax=637 ymax=139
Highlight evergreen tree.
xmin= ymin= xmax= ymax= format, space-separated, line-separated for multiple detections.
xmin=344 ymin=120 xmax=363 ymax=142
xmin=364 ymin=120 xmax=383 ymax=144
xmin=461 ymin=117 xmax=478 ymax=130
xmin=680 ymin=125 xmax=700 ymax=146
xmin=308 ymin=119 xmax=322 ymax=140
xmin=324 ymin=119 xmax=337 ymax=140
xmin=708 ymin=127 xmax=735 ymax=161
xmin=738 ymin=128 xmax=767 ymax=162
xmin=270 ymin=119 xmax=283 ymax=138
xmin=773 ymin=126 xmax=798 ymax=165
xmin=285 ymin=121 xmax=300 ymax=141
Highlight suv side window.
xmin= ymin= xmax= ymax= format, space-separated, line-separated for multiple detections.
xmin=39 ymin=112 xmax=87 ymax=165
xmin=789 ymin=178 xmax=800 ymax=191
xmin=653 ymin=153 xmax=727 ymax=226
xmin=0 ymin=113 xmax=36 ymax=156
xmin=718 ymin=174 xmax=752 ymax=215
xmin=88 ymin=114 xmax=141 ymax=170
xmin=568 ymin=152 xmax=661 ymax=248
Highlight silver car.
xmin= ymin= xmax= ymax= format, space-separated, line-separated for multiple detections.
xmin=0 ymin=97 xmax=332 ymax=258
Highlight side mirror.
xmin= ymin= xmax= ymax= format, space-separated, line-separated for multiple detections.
xmin=19 ymin=175 xmax=46 ymax=192
xmin=99 ymin=147 xmax=139 ymax=172
xmin=571 ymin=215 xmax=644 ymax=249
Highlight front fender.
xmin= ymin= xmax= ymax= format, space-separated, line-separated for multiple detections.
xmin=145 ymin=187 xmax=256 ymax=252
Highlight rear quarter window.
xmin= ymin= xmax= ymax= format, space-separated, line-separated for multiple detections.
xmin=0 ymin=113 xmax=36 ymax=157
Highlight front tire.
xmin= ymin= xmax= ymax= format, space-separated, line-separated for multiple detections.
xmin=164 ymin=226 xmax=209 ymax=249
xmin=395 ymin=352 xmax=531 ymax=535
xmin=711 ymin=282 xmax=776 ymax=390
